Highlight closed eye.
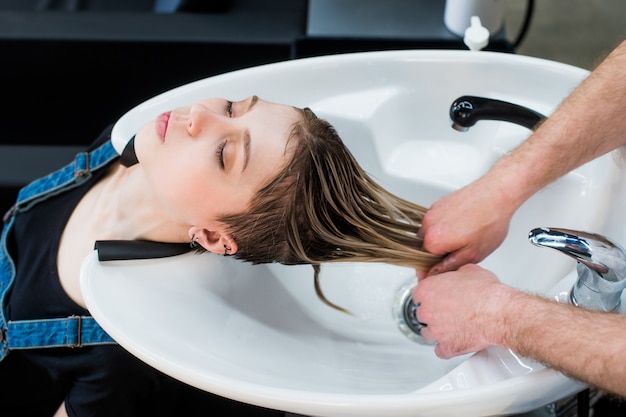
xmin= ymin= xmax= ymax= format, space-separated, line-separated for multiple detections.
xmin=216 ymin=140 xmax=227 ymax=169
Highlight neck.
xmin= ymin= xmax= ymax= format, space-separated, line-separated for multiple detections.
xmin=89 ymin=164 xmax=188 ymax=243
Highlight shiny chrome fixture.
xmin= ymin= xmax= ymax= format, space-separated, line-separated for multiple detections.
xmin=529 ymin=227 xmax=626 ymax=312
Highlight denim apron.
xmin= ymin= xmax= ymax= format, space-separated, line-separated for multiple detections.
xmin=0 ymin=140 xmax=118 ymax=360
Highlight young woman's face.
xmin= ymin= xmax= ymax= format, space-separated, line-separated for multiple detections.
xmin=134 ymin=96 xmax=300 ymax=232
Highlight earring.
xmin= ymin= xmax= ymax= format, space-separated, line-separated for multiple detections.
xmin=190 ymin=234 xmax=198 ymax=249
xmin=223 ymin=244 xmax=231 ymax=256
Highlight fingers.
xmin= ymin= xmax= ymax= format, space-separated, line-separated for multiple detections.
xmin=433 ymin=343 xmax=451 ymax=359
xmin=418 ymin=326 xmax=437 ymax=346
xmin=413 ymin=264 xmax=494 ymax=359
xmin=416 ymin=269 xmax=427 ymax=281
xmin=423 ymin=249 xmax=479 ymax=277
xmin=433 ymin=342 xmax=469 ymax=359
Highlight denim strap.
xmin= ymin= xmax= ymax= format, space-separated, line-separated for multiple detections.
xmin=5 ymin=316 xmax=115 ymax=349
xmin=1 ymin=139 xmax=121 ymax=357
xmin=11 ymin=140 xmax=116 ymax=214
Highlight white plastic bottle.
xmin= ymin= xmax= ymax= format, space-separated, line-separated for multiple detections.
xmin=444 ymin=0 xmax=504 ymax=37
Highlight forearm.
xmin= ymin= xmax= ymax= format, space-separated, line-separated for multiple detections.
xmin=416 ymin=266 xmax=626 ymax=396
xmin=484 ymin=39 xmax=626 ymax=211
xmin=498 ymin=292 xmax=626 ymax=397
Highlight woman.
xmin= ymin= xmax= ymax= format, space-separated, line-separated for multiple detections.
xmin=0 ymin=96 xmax=440 ymax=416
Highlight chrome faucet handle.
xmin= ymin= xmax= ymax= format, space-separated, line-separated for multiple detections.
xmin=528 ymin=227 xmax=626 ymax=312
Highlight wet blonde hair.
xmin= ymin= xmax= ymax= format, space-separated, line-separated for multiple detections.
xmin=219 ymin=108 xmax=443 ymax=309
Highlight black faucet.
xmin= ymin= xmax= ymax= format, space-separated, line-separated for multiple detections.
xmin=449 ymin=95 xmax=546 ymax=132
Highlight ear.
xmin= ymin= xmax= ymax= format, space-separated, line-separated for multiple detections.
xmin=188 ymin=226 xmax=238 ymax=255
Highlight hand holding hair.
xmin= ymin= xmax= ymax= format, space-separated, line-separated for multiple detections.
xmin=418 ymin=176 xmax=515 ymax=277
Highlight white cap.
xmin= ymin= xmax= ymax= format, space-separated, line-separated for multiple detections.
xmin=463 ymin=16 xmax=490 ymax=51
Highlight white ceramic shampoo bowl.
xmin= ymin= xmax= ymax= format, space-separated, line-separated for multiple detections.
xmin=82 ymin=50 xmax=625 ymax=416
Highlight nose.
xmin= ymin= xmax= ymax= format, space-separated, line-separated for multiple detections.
xmin=187 ymin=104 xmax=226 ymax=137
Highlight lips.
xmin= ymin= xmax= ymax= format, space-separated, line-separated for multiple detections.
xmin=155 ymin=111 xmax=171 ymax=142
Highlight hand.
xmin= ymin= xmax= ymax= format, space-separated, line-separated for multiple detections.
xmin=412 ymin=264 xmax=515 ymax=358
xmin=418 ymin=179 xmax=515 ymax=277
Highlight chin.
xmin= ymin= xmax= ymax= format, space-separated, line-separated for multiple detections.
xmin=132 ymin=125 xmax=153 ymax=162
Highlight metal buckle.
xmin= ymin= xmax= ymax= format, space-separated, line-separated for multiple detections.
xmin=3 ymin=205 xmax=18 ymax=223
xmin=69 ymin=315 xmax=82 ymax=348
xmin=75 ymin=152 xmax=90 ymax=178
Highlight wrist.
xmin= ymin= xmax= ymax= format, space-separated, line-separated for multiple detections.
xmin=483 ymin=284 xmax=531 ymax=349
xmin=482 ymin=155 xmax=538 ymax=216
xmin=490 ymin=288 xmax=564 ymax=355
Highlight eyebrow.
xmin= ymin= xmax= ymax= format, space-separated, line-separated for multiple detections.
xmin=248 ymin=95 xmax=259 ymax=111
xmin=242 ymin=131 xmax=250 ymax=172
xmin=241 ymin=95 xmax=258 ymax=173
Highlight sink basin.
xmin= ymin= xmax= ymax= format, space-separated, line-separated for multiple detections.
xmin=82 ymin=50 xmax=625 ymax=416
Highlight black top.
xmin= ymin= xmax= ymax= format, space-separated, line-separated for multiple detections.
xmin=6 ymin=128 xmax=111 ymax=321
xmin=1 ymin=126 xmax=181 ymax=417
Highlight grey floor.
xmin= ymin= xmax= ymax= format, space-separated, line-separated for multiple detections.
xmin=503 ymin=0 xmax=626 ymax=70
